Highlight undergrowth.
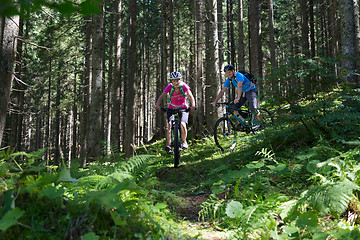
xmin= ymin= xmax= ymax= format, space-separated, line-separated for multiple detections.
xmin=1 ymin=86 xmax=360 ymax=239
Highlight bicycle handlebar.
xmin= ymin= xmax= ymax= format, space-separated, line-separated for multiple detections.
xmin=216 ymin=101 xmax=234 ymax=107
xmin=161 ymin=107 xmax=191 ymax=113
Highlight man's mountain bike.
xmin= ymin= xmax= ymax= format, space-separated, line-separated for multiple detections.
xmin=214 ymin=102 xmax=274 ymax=151
xmin=162 ymin=108 xmax=190 ymax=168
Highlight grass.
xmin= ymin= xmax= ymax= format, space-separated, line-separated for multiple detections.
xmin=2 ymin=87 xmax=360 ymax=239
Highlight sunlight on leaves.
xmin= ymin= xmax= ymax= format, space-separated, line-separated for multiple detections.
xmin=225 ymin=200 xmax=243 ymax=218
xmin=57 ymin=167 xmax=77 ymax=183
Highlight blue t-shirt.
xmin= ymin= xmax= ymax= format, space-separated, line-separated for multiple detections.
xmin=224 ymin=72 xmax=256 ymax=92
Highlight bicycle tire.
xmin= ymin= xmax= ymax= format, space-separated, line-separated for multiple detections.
xmin=250 ymin=108 xmax=274 ymax=132
xmin=214 ymin=117 xmax=238 ymax=151
xmin=173 ymin=122 xmax=181 ymax=168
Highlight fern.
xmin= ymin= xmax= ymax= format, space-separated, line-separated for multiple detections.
xmin=97 ymin=171 xmax=133 ymax=189
xmin=255 ymin=148 xmax=277 ymax=164
xmin=198 ymin=194 xmax=226 ymax=221
xmin=293 ymin=180 xmax=359 ymax=216
xmin=120 ymin=155 xmax=153 ymax=173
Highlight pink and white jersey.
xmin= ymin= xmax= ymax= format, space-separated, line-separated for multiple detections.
xmin=164 ymin=82 xmax=190 ymax=108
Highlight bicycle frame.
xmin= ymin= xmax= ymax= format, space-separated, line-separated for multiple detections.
xmin=221 ymin=103 xmax=253 ymax=129
xmin=214 ymin=102 xmax=273 ymax=151
xmin=162 ymin=108 xmax=190 ymax=168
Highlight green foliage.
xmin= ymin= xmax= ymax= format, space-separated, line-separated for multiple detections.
xmin=2 ymin=87 xmax=360 ymax=239
xmin=0 ymin=151 xmax=175 ymax=239
xmin=0 ymin=0 xmax=103 ymax=17
xmin=198 ymin=194 xmax=226 ymax=222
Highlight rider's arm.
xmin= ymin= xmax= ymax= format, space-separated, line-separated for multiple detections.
xmin=213 ymin=86 xmax=228 ymax=105
xmin=155 ymin=91 xmax=167 ymax=110
xmin=236 ymin=81 xmax=243 ymax=101
xmin=187 ymin=89 xmax=196 ymax=110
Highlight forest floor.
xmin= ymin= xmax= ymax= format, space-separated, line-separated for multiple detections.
xmin=153 ymin=144 xmax=235 ymax=240
xmin=176 ymin=194 xmax=228 ymax=240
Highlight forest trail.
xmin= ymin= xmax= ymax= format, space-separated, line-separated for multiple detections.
xmin=176 ymin=194 xmax=228 ymax=240
xmin=155 ymin=157 xmax=230 ymax=239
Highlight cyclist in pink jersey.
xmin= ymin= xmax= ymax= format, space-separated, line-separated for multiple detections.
xmin=155 ymin=71 xmax=195 ymax=152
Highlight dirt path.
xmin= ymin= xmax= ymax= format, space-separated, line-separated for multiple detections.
xmin=175 ymin=194 xmax=228 ymax=240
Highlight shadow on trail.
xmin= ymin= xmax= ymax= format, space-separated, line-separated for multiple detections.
xmin=154 ymin=139 xmax=257 ymax=223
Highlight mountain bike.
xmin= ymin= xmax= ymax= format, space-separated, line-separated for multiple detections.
xmin=214 ymin=102 xmax=273 ymax=151
xmin=161 ymin=108 xmax=190 ymax=168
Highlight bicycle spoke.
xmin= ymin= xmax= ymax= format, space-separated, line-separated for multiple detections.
xmin=214 ymin=117 xmax=238 ymax=151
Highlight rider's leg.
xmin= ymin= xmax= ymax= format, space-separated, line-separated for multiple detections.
xmin=247 ymin=91 xmax=263 ymax=122
xmin=179 ymin=111 xmax=189 ymax=148
xmin=232 ymin=96 xmax=246 ymax=116
xmin=166 ymin=122 xmax=172 ymax=146
xmin=180 ymin=122 xmax=187 ymax=143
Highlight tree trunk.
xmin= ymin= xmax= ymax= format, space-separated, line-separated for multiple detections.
xmin=10 ymin=18 xmax=24 ymax=151
xmin=237 ymin=0 xmax=245 ymax=71
xmin=268 ymin=0 xmax=276 ymax=69
xmin=111 ymin=0 xmax=122 ymax=151
xmin=268 ymin=0 xmax=277 ymax=96
xmin=124 ymin=0 xmax=137 ymax=158
xmin=169 ymin=0 xmax=174 ymax=71
xmin=205 ymin=0 xmax=220 ymax=128
xmin=299 ymin=0 xmax=310 ymax=56
xmin=230 ymin=0 xmax=235 ymax=66
xmin=195 ymin=0 xmax=204 ymax=136
xmin=353 ymin=0 xmax=360 ymax=78
xmin=249 ymin=0 xmax=262 ymax=78
xmin=309 ymin=0 xmax=316 ymax=58
xmin=54 ymin=64 xmax=61 ymax=165
xmin=72 ymin=58 xmax=78 ymax=159
xmin=0 ymin=16 xmax=20 ymax=147
xmin=80 ymin=16 xmax=92 ymax=165
xmin=339 ymin=0 xmax=358 ymax=85
xmin=218 ymin=0 xmax=224 ymax=79
xmin=87 ymin=3 xmax=105 ymax=161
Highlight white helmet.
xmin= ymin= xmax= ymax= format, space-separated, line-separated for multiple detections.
xmin=169 ymin=71 xmax=182 ymax=80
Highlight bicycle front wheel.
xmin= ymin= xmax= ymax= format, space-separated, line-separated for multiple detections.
xmin=214 ymin=117 xmax=238 ymax=151
xmin=173 ymin=122 xmax=181 ymax=168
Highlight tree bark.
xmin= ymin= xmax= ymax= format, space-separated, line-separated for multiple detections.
xmin=237 ymin=0 xmax=245 ymax=71
xmin=339 ymin=0 xmax=358 ymax=85
xmin=80 ymin=16 xmax=92 ymax=164
xmin=10 ymin=18 xmax=24 ymax=151
xmin=299 ymin=0 xmax=310 ymax=56
xmin=268 ymin=0 xmax=276 ymax=69
xmin=0 ymin=16 xmax=20 ymax=147
xmin=218 ymin=0 xmax=224 ymax=79
xmin=249 ymin=0 xmax=262 ymax=78
xmin=195 ymin=0 xmax=204 ymax=136
xmin=205 ymin=0 xmax=220 ymax=128
xmin=54 ymin=64 xmax=61 ymax=165
xmin=111 ymin=0 xmax=122 ymax=151
xmin=87 ymin=3 xmax=105 ymax=161
xmin=169 ymin=0 xmax=174 ymax=71
xmin=353 ymin=0 xmax=360 ymax=78
xmin=124 ymin=0 xmax=137 ymax=158
xmin=309 ymin=0 xmax=315 ymax=58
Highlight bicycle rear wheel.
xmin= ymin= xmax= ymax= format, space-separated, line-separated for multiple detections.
xmin=173 ymin=122 xmax=181 ymax=168
xmin=214 ymin=117 xmax=238 ymax=151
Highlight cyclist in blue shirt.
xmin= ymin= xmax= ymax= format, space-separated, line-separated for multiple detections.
xmin=212 ymin=64 xmax=262 ymax=121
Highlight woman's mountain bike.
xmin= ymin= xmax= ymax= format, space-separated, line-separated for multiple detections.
xmin=161 ymin=108 xmax=190 ymax=168
xmin=214 ymin=102 xmax=274 ymax=151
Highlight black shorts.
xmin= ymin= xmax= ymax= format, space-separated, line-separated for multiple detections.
xmin=167 ymin=110 xmax=189 ymax=124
